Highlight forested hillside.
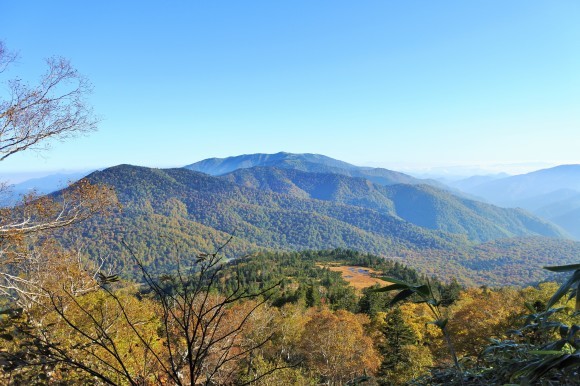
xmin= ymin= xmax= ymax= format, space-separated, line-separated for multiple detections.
xmin=220 ymin=166 xmax=564 ymax=241
xmin=52 ymin=164 xmax=579 ymax=286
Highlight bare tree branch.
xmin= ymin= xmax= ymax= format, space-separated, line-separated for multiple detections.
xmin=0 ymin=45 xmax=98 ymax=161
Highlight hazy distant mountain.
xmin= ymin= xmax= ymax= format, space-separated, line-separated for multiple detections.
xmin=48 ymin=163 xmax=577 ymax=286
xmin=448 ymin=173 xmax=510 ymax=193
xmin=454 ymin=165 xmax=580 ymax=238
xmin=186 ymin=152 xmax=357 ymax=175
xmin=406 ymin=163 xmax=551 ymax=181
xmin=462 ymin=165 xmax=580 ymax=205
xmin=185 ymin=152 xmax=443 ymax=187
xmin=1 ymin=171 xmax=90 ymax=206
xmin=533 ymin=190 xmax=580 ymax=218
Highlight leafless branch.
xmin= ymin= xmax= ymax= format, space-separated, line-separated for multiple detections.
xmin=0 ymin=45 xmax=98 ymax=161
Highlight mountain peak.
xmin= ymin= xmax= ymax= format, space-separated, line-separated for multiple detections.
xmin=184 ymin=152 xmax=434 ymax=187
xmin=184 ymin=152 xmax=359 ymax=176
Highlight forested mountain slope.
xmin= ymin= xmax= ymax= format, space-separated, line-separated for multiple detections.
xmin=48 ymin=164 xmax=579 ymax=286
xmin=221 ymin=166 xmax=565 ymax=241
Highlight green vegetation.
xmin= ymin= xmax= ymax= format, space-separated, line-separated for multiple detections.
xmin=2 ymin=233 xmax=579 ymax=384
xmin=212 ymin=249 xmax=453 ymax=313
xmin=51 ymin=164 xmax=580 ymax=286
xmin=222 ymin=166 xmax=564 ymax=241
xmin=373 ymin=265 xmax=580 ymax=385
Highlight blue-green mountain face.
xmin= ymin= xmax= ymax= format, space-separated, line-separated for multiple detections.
xmin=185 ymin=152 xmax=360 ymax=175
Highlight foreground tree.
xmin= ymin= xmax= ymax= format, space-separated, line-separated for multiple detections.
xmin=376 ymin=307 xmax=419 ymax=385
xmin=1 ymin=240 xmax=284 ymax=384
xmin=396 ymin=266 xmax=580 ymax=385
xmin=486 ymin=263 xmax=580 ymax=385
xmin=374 ymin=278 xmax=460 ymax=373
xmin=0 ymin=41 xmax=97 ymax=162
xmin=0 ymin=40 xmax=112 ymax=256
xmin=446 ymin=287 xmax=523 ymax=358
xmin=298 ymin=308 xmax=380 ymax=385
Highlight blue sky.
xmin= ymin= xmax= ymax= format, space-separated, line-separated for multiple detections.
xmin=1 ymin=1 xmax=579 ymax=175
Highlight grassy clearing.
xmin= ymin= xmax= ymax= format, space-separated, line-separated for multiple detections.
xmin=317 ymin=264 xmax=389 ymax=290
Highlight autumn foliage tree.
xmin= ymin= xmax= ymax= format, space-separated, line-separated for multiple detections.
xmin=0 ymin=39 xmax=117 ymax=308
xmin=298 ymin=308 xmax=380 ymax=385
xmin=0 ymin=40 xmax=117 ymax=383
xmin=0 ymin=41 xmax=97 ymax=161
xmin=0 ymin=39 xmax=114 ymax=254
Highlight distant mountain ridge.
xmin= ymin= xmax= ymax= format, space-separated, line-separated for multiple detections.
xmin=1 ymin=171 xmax=91 ymax=206
xmin=185 ymin=152 xmax=443 ymax=187
xmin=185 ymin=152 xmax=359 ymax=175
xmin=463 ymin=165 xmax=580 ymax=204
xmin=454 ymin=164 xmax=580 ymax=238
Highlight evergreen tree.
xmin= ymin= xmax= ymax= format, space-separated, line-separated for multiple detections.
xmin=440 ymin=277 xmax=462 ymax=306
xmin=377 ymin=307 xmax=416 ymax=385
xmin=358 ymin=285 xmax=390 ymax=316
xmin=305 ymin=284 xmax=321 ymax=307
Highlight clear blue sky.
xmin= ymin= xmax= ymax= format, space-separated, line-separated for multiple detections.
xmin=1 ymin=1 xmax=579 ymax=174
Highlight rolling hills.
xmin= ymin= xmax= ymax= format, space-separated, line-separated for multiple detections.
xmin=51 ymin=163 xmax=578 ymax=286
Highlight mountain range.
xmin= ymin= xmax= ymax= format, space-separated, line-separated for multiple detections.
xmin=45 ymin=153 xmax=578 ymax=287
xmin=452 ymin=165 xmax=580 ymax=238
xmin=218 ymin=166 xmax=562 ymax=242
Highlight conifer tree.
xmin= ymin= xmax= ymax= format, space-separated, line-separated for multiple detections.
xmin=377 ymin=307 xmax=416 ymax=385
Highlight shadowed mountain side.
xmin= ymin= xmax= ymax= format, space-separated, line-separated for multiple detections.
xmin=220 ymin=167 xmax=397 ymax=213
xmin=221 ymin=166 xmax=566 ymax=242
xmin=546 ymin=207 xmax=580 ymax=240
xmin=385 ymin=184 xmax=565 ymax=241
